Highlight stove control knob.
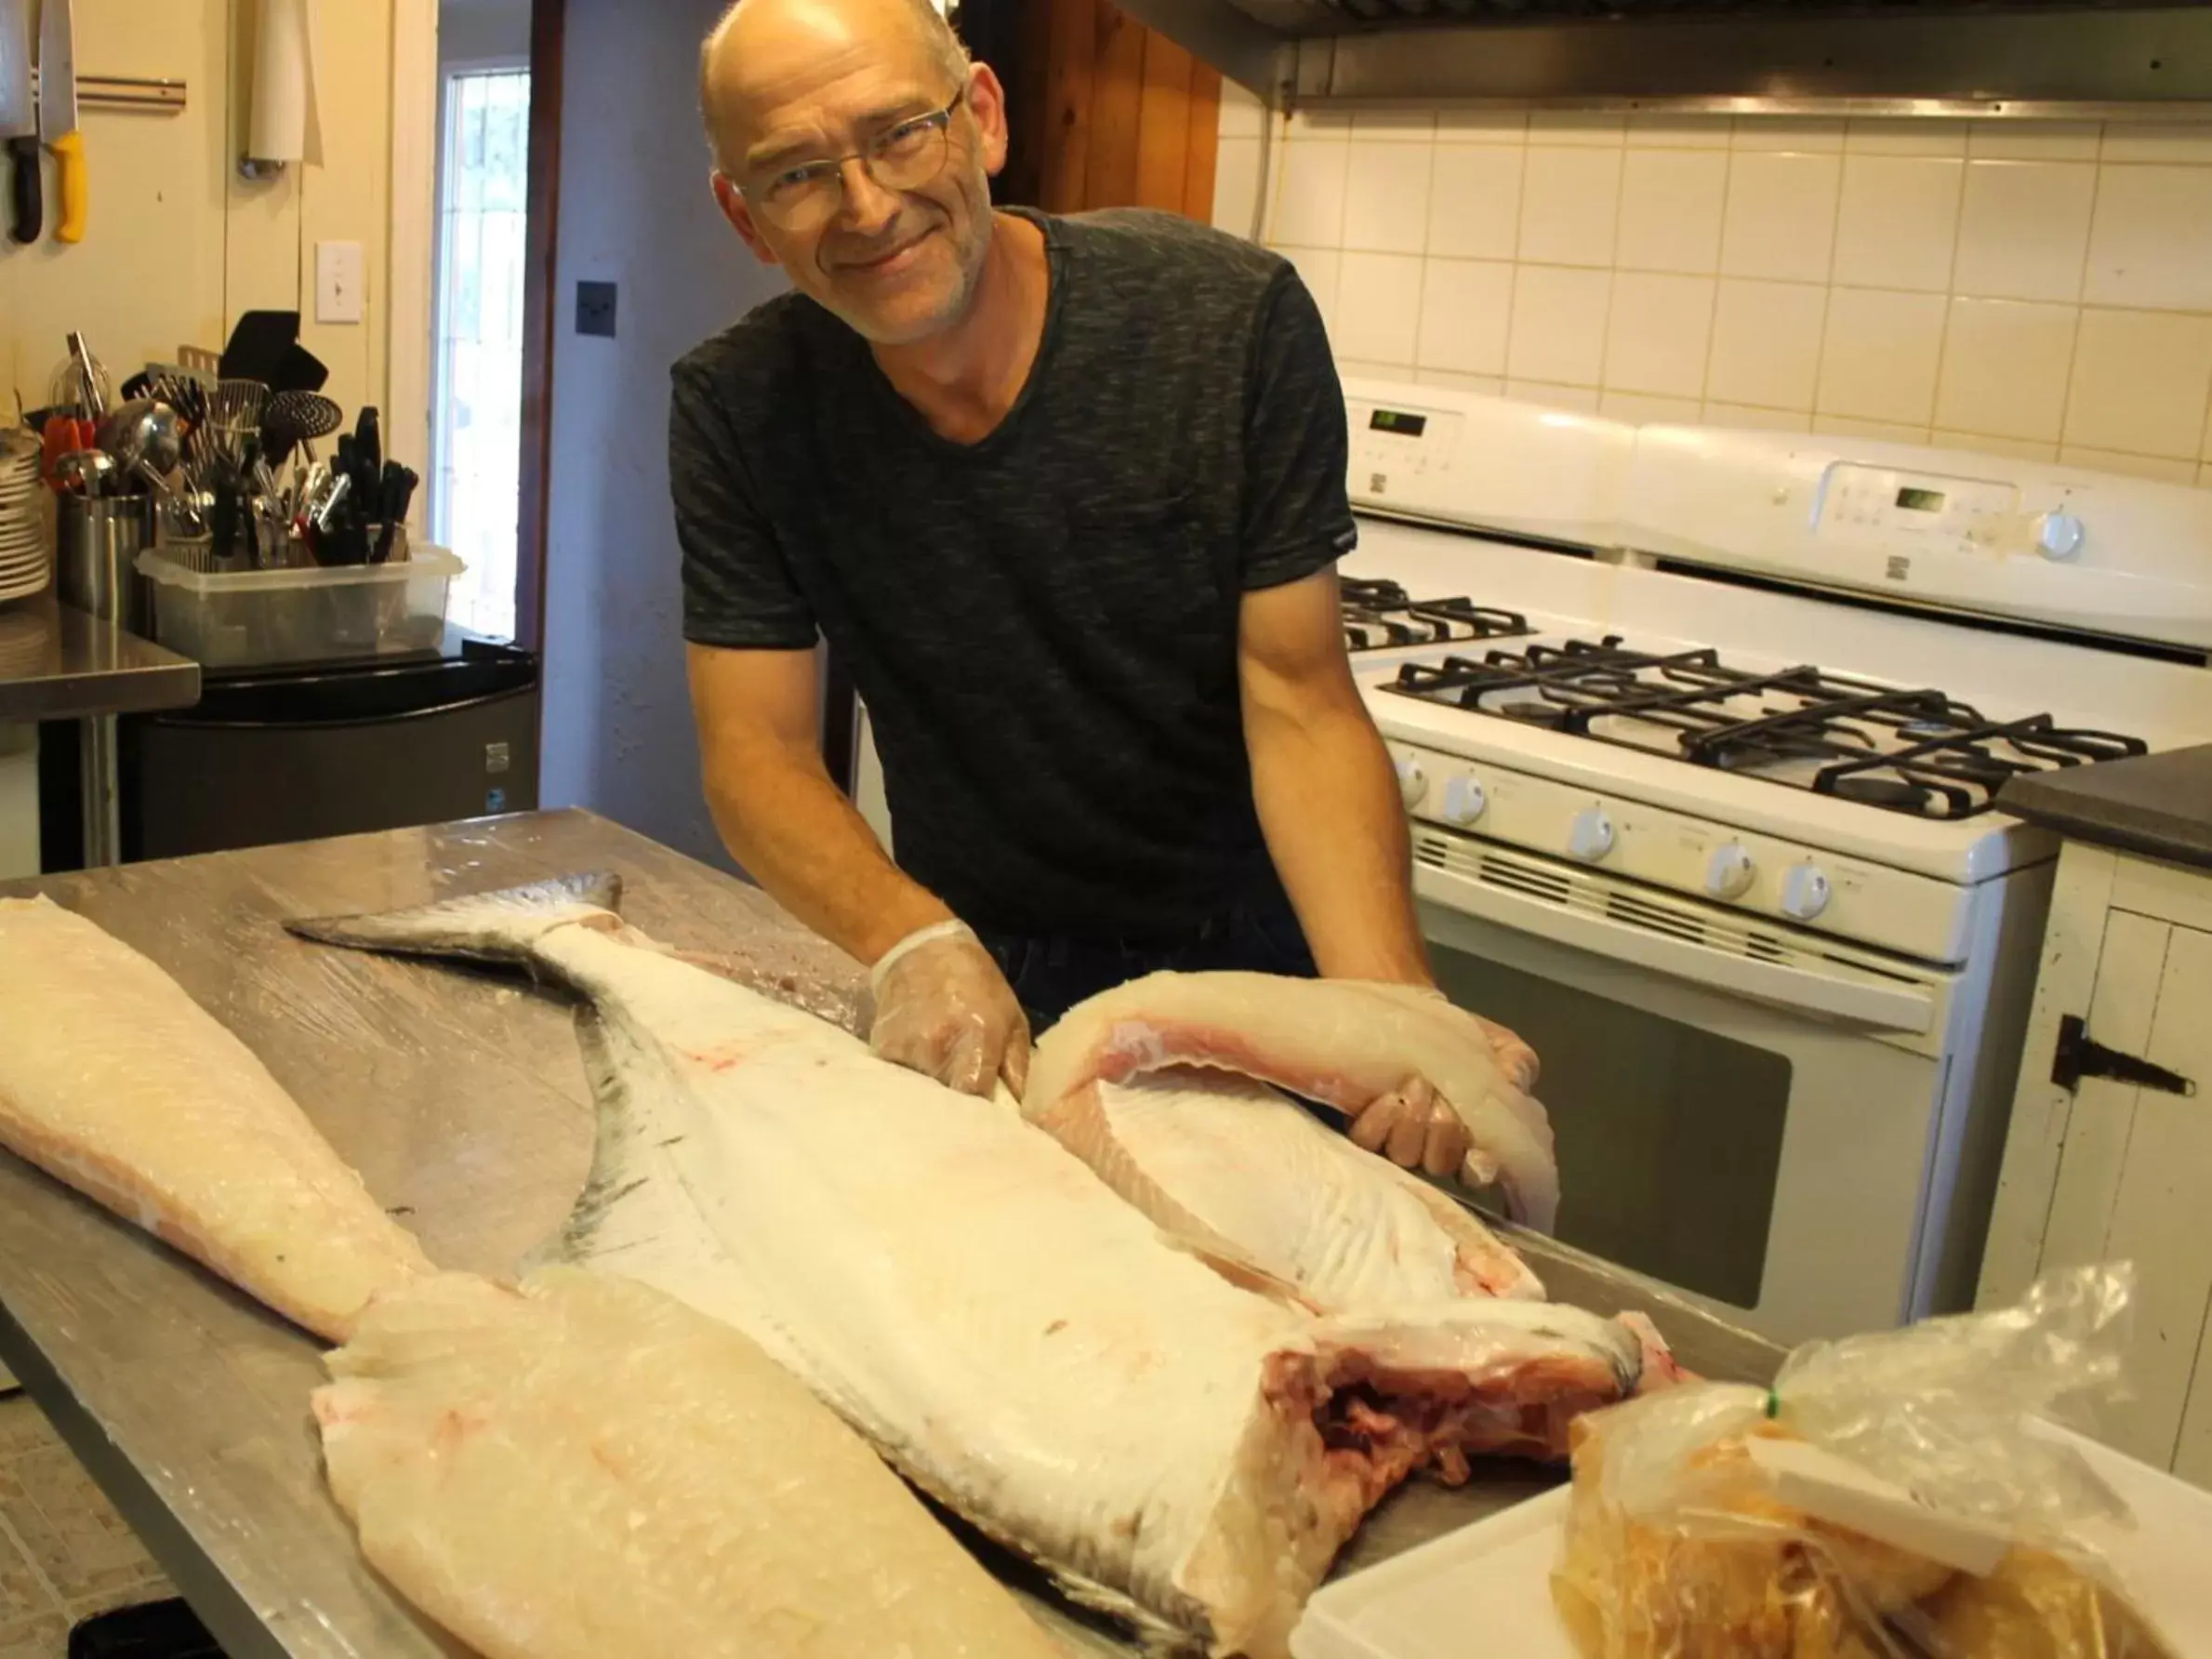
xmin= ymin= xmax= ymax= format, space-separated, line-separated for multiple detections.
xmin=1395 ymin=755 xmax=1428 ymax=810
xmin=1568 ymin=807 xmax=1615 ymax=863
xmin=1782 ymin=864 xmax=1833 ymax=922
xmin=1704 ymin=842 xmax=1755 ymax=900
xmin=1442 ymin=775 xmax=1488 ymax=826
xmin=2034 ymin=511 xmax=2085 ymax=561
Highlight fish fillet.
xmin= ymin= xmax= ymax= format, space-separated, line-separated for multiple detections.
xmin=0 ymin=896 xmax=430 ymax=1341
xmin=1026 ymin=973 xmax=1561 ymax=1230
xmin=293 ymin=876 xmax=1636 ymax=1656
xmin=316 ymin=1267 xmax=1068 ymax=1659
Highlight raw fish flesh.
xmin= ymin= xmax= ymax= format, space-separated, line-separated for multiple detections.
xmin=0 ymin=896 xmax=430 ymax=1341
xmin=1026 ymin=973 xmax=1560 ymax=1230
xmin=317 ymin=1267 xmax=1068 ymax=1659
xmin=1033 ymin=1066 xmax=1546 ymax=1306
xmin=293 ymin=876 xmax=1636 ymax=1656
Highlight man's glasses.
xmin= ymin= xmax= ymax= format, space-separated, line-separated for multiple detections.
xmin=739 ymin=86 xmax=968 ymax=234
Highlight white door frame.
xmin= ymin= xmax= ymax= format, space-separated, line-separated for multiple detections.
xmin=388 ymin=0 xmax=439 ymax=534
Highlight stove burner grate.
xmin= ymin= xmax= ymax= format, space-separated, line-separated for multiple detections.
xmin=1385 ymin=638 xmax=2149 ymax=819
xmin=1341 ymin=579 xmax=1532 ymax=651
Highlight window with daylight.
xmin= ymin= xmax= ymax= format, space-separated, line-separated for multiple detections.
xmin=431 ymin=67 xmax=530 ymax=640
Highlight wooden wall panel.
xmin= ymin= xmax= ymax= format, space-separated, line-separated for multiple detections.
xmin=1085 ymin=3 xmax=1147 ymax=208
xmin=998 ymin=0 xmax=1222 ymax=220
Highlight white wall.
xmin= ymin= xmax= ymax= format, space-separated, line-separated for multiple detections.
xmin=540 ymin=0 xmax=785 ymax=867
xmin=1218 ymin=88 xmax=2212 ymax=487
xmin=0 ymin=0 xmax=400 ymax=435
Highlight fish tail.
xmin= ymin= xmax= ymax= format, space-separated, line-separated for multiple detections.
xmin=285 ymin=872 xmax=623 ymax=968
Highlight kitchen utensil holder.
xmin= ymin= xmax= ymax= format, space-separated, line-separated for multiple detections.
xmin=56 ymin=495 xmax=152 ymax=631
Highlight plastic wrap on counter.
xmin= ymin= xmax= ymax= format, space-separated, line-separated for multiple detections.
xmin=1551 ymin=1265 xmax=2179 ymax=1659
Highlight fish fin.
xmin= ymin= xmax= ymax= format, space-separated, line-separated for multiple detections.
xmin=286 ymin=873 xmax=623 ymax=967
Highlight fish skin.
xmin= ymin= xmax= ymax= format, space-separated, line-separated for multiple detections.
xmin=292 ymin=880 xmax=1632 ymax=1656
xmin=0 ymin=895 xmax=432 ymax=1342
xmin=1027 ymin=972 xmax=1561 ymax=1231
xmin=317 ymin=1267 xmax=1070 ymax=1659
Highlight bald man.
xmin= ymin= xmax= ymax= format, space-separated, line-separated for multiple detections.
xmin=670 ymin=0 xmax=1515 ymax=1176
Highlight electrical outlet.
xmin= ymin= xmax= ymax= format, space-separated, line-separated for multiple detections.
xmin=576 ymin=281 xmax=617 ymax=338
xmin=315 ymin=241 xmax=365 ymax=325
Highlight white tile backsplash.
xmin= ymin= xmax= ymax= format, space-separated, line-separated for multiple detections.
xmin=1705 ymin=279 xmax=1828 ymax=410
xmin=1506 ymin=266 xmax=1612 ymax=384
xmin=1273 ymin=137 xmax=1349 ymax=247
xmin=1952 ymin=161 xmax=2095 ymax=304
xmin=2062 ymin=308 xmax=2212 ymax=458
xmin=1600 ymin=390 xmax=1703 ymax=423
xmin=1616 ymin=150 xmax=1728 ymax=275
xmin=1517 ymin=147 xmax=1623 ymax=267
xmin=1343 ymin=141 xmax=1434 ymax=255
xmin=1249 ymin=106 xmax=2212 ymax=482
xmin=1720 ymin=152 xmax=1842 ymax=284
xmin=1845 ymin=119 xmax=1968 ymax=157
xmin=1832 ymin=156 xmax=1964 ymax=292
xmin=1625 ymin=115 xmax=1732 ymax=151
xmin=1816 ymin=287 xmax=1947 ymax=424
xmin=1333 ymin=252 xmax=1426 ymax=365
xmin=1933 ymin=298 xmax=2076 ymax=444
xmin=1967 ymin=121 xmax=2100 ymax=163
xmin=2099 ymin=124 xmax=2212 ymax=166
xmin=1427 ymin=145 xmax=1523 ymax=261
xmin=1416 ymin=259 xmax=1515 ymax=376
xmin=1526 ymin=113 xmax=1625 ymax=147
xmin=1602 ymin=272 xmax=1715 ymax=397
xmin=2084 ymin=165 xmax=2212 ymax=312
xmin=1731 ymin=119 xmax=1846 ymax=153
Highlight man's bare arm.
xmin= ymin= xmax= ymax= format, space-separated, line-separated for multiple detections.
xmin=687 ymin=644 xmax=1028 ymax=1094
xmin=1238 ymin=568 xmax=1432 ymax=986
xmin=687 ymin=644 xmax=951 ymax=962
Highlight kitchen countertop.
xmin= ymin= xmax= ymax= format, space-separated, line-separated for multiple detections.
xmin=2001 ymin=744 xmax=2212 ymax=873
xmin=0 ymin=593 xmax=200 ymax=722
xmin=0 ymin=811 xmax=1782 ymax=1659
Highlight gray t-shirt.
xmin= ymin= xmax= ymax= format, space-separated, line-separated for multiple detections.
xmin=669 ymin=206 xmax=1357 ymax=940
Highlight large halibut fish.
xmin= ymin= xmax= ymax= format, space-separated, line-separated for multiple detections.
xmin=292 ymin=875 xmax=1634 ymax=1655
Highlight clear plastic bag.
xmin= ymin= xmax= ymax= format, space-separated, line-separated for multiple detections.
xmin=1551 ymin=1265 xmax=2180 ymax=1659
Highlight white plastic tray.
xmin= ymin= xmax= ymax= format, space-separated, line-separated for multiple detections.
xmin=1291 ymin=1427 xmax=2212 ymax=1659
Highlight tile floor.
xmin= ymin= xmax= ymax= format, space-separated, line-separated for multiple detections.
xmin=0 ymin=1392 xmax=174 ymax=1659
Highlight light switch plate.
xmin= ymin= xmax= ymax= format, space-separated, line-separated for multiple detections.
xmin=315 ymin=240 xmax=366 ymax=325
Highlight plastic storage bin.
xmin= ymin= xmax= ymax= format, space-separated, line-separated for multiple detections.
xmin=134 ymin=546 xmax=465 ymax=669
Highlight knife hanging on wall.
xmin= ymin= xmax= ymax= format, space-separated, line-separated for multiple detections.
xmin=38 ymin=0 xmax=83 ymax=244
xmin=0 ymin=0 xmax=36 ymax=243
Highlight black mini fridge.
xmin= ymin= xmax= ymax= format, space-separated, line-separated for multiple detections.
xmin=41 ymin=631 xmax=541 ymax=869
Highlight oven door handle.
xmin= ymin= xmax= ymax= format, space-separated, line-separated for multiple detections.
xmin=1414 ymin=864 xmax=1938 ymax=1035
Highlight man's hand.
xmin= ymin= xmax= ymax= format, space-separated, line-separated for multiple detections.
xmin=868 ymin=921 xmax=1031 ymax=1097
xmin=1347 ymin=1076 xmax=1473 ymax=1178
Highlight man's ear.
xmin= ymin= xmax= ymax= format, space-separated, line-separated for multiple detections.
xmin=965 ymin=61 xmax=1011 ymax=179
xmin=711 ymin=172 xmax=783 ymax=267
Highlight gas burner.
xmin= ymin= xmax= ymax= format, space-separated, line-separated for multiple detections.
xmin=1341 ymin=580 xmax=1532 ymax=652
xmin=1385 ymin=639 xmax=2150 ymax=819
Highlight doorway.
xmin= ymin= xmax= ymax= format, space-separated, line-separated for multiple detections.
xmin=430 ymin=0 xmax=535 ymax=641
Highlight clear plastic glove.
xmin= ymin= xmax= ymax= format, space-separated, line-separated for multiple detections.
xmin=1397 ymin=981 xmax=1541 ymax=1093
xmin=1347 ymin=1073 xmax=1473 ymax=1178
xmin=868 ymin=920 xmax=1031 ymax=1098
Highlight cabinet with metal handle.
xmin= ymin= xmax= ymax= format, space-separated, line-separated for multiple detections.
xmin=1981 ymin=842 xmax=2212 ymax=1491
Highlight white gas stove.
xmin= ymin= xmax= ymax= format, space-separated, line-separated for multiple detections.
xmin=1341 ymin=380 xmax=2212 ymax=1345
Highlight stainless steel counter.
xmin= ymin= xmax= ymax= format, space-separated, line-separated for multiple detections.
xmin=0 ymin=594 xmax=200 ymax=723
xmin=0 ymin=811 xmax=1782 ymax=1658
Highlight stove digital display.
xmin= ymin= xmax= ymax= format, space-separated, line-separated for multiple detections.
xmin=1370 ymin=409 xmax=1428 ymax=437
xmin=1895 ymin=486 xmax=1946 ymax=512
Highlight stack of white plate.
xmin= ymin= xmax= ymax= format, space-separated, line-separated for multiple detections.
xmin=0 ymin=432 xmax=47 ymax=604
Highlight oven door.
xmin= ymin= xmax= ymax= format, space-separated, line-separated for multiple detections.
xmin=1411 ymin=828 xmax=1954 ymax=1347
